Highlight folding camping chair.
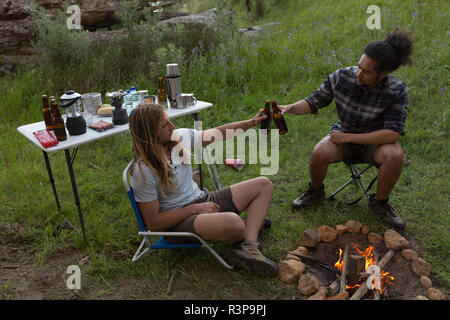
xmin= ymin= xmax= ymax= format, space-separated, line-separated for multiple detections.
xmin=122 ymin=160 xmax=233 ymax=269
xmin=327 ymin=158 xmax=379 ymax=205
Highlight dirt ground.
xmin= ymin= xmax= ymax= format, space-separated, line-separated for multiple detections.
xmin=0 ymin=223 xmax=447 ymax=300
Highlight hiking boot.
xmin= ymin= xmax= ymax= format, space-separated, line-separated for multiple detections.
xmin=228 ymin=241 xmax=278 ymax=277
xmin=368 ymin=194 xmax=406 ymax=230
xmin=261 ymin=218 xmax=271 ymax=230
xmin=291 ymin=182 xmax=325 ymax=209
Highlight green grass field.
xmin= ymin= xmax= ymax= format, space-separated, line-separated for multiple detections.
xmin=0 ymin=0 xmax=448 ymax=299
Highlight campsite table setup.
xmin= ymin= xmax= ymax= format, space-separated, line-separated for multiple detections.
xmin=17 ymin=64 xmax=212 ymax=244
xmin=18 ymin=100 xmax=212 ymax=244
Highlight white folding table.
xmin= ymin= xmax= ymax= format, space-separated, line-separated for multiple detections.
xmin=17 ymin=101 xmax=213 ymax=243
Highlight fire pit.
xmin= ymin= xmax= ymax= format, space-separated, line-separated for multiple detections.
xmin=278 ymin=221 xmax=447 ymax=300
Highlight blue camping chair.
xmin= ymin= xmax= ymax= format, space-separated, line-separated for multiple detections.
xmin=123 ymin=160 xmax=233 ymax=269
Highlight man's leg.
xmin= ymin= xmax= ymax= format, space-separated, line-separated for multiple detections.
xmin=369 ymin=143 xmax=406 ymax=229
xmin=292 ymin=135 xmax=343 ymax=209
xmin=309 ymin=135 xmax=344 ymax=188
xmin=373 ymin=143 xmax=405 ymax=200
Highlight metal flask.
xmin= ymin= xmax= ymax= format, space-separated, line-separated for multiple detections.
xmin=60 ymin=90 xmax=87 ymax=135
xmin=165 ymin=63 xmax=182 ymax=108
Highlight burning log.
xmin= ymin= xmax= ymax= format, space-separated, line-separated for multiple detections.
xmin=327 ymin=279 xmax=340 ymax=296
xmin=359 ymin=250 xmax=395 ymax=279
xmin=347 ymin=255 xmax=365 ymax=283
xmin=350 ymin=250 xmax=395 ymax=300
xmin=339 ymin=244 xmax=349 ymax=293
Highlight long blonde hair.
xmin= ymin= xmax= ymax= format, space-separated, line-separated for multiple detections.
xmin=129 ymin=103 xmax=181 ymax=195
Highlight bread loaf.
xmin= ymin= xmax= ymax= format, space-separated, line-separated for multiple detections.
xmin=97 ymin=106 xmax=113 ymax=116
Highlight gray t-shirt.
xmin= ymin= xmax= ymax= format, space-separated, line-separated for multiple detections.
xmin=130 ymin=128 xmax=205 ymax=212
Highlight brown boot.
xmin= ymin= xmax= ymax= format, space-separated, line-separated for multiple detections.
xmin=228 ymin=241 xmax=278 ymax=277
xmin=368 ymin=194 xmax=406 ymax=230
xmin=291 ymin=182 xmax=325 ymax=209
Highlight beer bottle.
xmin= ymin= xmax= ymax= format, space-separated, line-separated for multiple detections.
xmin=50 ymin=97 xmax=67 ymax=141
xmin=272 ymin=100 xmax=288 ymax=135
xmin=157 ymin=77 xmax=168 ymax=108
xmin=41 ymin=95 xmax=53 ymax=131
xmin=260 ymin=100 xmax=272 ymax=133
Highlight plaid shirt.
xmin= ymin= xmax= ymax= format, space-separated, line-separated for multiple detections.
xmin=305 ymin=66 xmax=408 ymax=136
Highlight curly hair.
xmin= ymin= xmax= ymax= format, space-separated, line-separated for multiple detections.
xmin=364 ymin=27 xmax=415 ymax=72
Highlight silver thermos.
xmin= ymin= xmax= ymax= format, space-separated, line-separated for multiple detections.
xmin=165 ymin=63 xmax=182 ymax=108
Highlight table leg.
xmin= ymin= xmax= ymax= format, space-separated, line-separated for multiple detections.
xmin=193 ymin=113 xmax=204 ymax=190
xmin=64 ymin=149 xmax=88 ymax=244
xmin=42 ymin=150 xmax=61 ymax=212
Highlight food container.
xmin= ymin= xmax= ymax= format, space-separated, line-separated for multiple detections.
xmin=81 ymin=93 xmax=102 ymax=117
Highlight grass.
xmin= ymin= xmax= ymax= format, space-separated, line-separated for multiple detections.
xmin=0 ymin=0 xmax=449 ymax=299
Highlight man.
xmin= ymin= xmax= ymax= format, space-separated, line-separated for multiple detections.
xmin=128 ymin=103 xmax=278 ymax=277
xmin=279 ymin=28 xmax=415 ymax=230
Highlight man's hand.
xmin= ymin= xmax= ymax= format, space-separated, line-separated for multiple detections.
xmin=329 ymin=130 xmax=349 ymax=144
xmin=250 ymin=108 xmax=268 ymax=126
xmin=278 ymin=105 xmax=289 ymax=115
xmin=193 ymin=202 xmax=221 ymax=214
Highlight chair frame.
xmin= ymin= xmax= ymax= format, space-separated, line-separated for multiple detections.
xmin=123 ymin=160 xmax=233 ymax=269
xmin=328 ymin=161 xmax=378 ymax=204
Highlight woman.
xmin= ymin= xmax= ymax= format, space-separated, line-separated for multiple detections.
xmin=128 ymin=103 xmax=278 ymax=277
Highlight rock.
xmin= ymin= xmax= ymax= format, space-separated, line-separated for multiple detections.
xmin=317 ymin=226 xmax=337 ymax=243
xmin=401 ymin=249 xmax=418 ymax=261
xmin=361 ymin=225 xmax=370 ymax=235
xmin=336 ymin=224 xmax=347 ymax=235
xmin=286 ymin=246 xmax=309 ymax=261
xmin=412 ymin=257 xmax=432 ymax=277
xmin=368 ymin=232 xmax=384 ymax=245
xmin=414 ymin=295 xmax=429 ymax=300
xmin=237 ymin=22 xmax=281 ymax=41
xmin=307 ymin=287 xmax=328 ymax=300
xmin=427 ymin=288 xmax=446 ymax=300
xmin=299 ymin=229 xmax=321 ymax=248
xmin=297 ymin=273 xmax=320 ymax=296
xmin=160 ymin=8 xmax=233 ymax=30
xmin=291 ymin=246 xmax=310 ymax=257
xmin=384 ymin=229 xmax=408 ymax=250
xmin=327 ymin=291 xmax=349 ymax=300
xmin=345 ymin=220 xmax=362 ymax=233
xmin=278 ymin=260 xmax=306 ymax=284
xmin=285 ymin=253 xmax=301 ymax=261
xmin=420 ymin=276 xmax=432 ymax=289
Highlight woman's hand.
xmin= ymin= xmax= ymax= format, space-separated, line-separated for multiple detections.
xmin=193 ymin=202 xmax=221 ymax=214
xmin=249 ymin=109 xmax=268 ymax=126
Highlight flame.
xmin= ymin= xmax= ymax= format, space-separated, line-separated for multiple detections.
xmin=334 ymin=243 xmax=394 ymax=295
xmin=334 ymin=248 xmax=343 ymax=270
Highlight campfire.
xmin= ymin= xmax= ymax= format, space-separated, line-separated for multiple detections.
xmin=277 ymin=220 xmax=446 ymax=300
xmin=333 ymin=243 xmax=395 ymax=298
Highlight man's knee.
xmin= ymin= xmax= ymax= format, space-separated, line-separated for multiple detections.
xmin=310 ymin=144 xmax=338 ymax=166
xmin=376 ymin=144 xmax=404 ymax=165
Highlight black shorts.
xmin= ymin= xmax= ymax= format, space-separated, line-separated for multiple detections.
xmin=340 ymin=143 xmax=379 ymax=165
xmin=165 ymin=187 xmax=240 ymax=243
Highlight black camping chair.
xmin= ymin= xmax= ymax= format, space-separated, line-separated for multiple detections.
xmin=328 ymin=158 xmax=379 ymax=205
